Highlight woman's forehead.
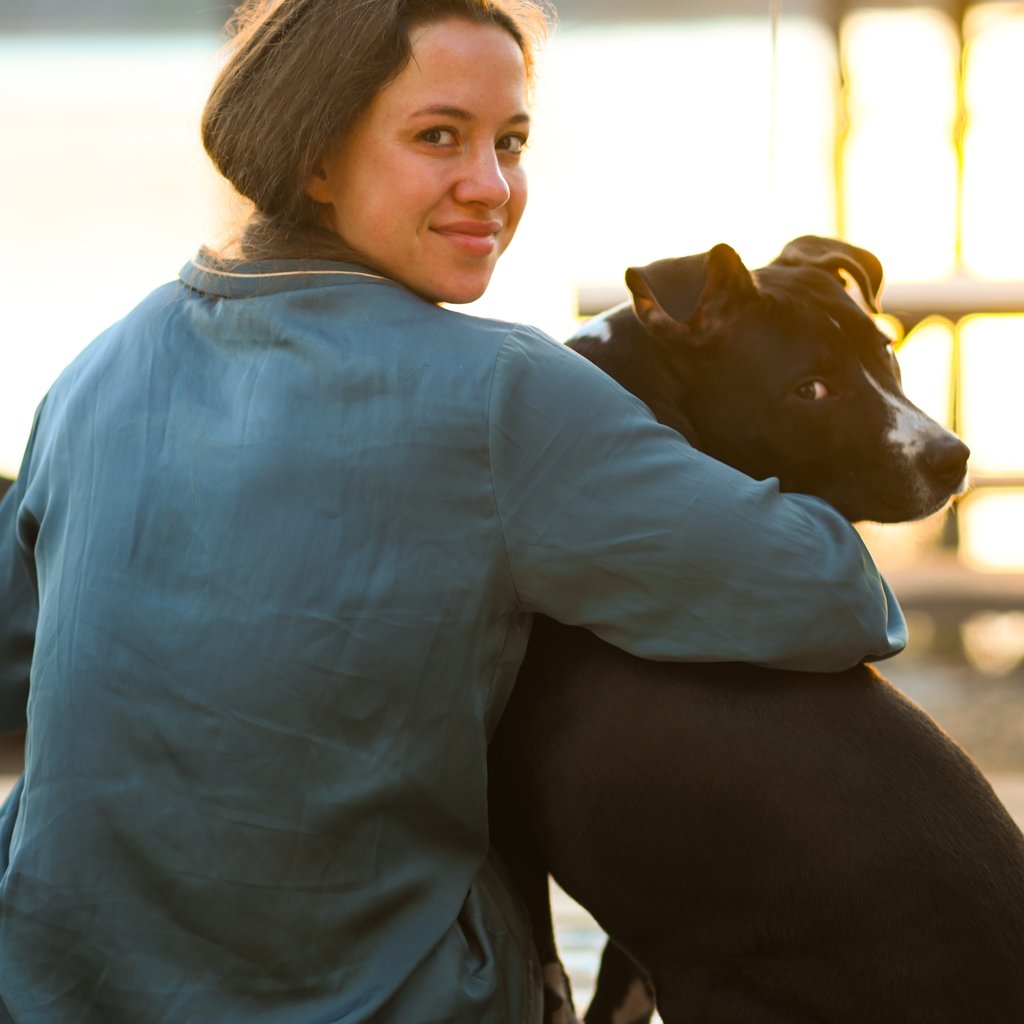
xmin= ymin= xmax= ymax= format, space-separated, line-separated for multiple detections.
xmin=388 ymin=19 xmax=529 ymax=118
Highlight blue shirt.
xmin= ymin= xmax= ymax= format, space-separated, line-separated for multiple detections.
xmin=0 ymin=257 xmax=905 ymax=1023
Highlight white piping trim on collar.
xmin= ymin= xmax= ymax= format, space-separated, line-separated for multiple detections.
xmin=190 ymin=262 xmax=388 ymax=283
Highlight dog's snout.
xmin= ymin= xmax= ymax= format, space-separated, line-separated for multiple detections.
xmin=925 ymin=434 xmax=970 ymax=488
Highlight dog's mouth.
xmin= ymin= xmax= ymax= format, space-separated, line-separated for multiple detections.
xmin=786 ymin=460 xmax=970 ymax=525
xmin=909 ymin=472 xmax=971 ymax=522
xmin=840 ymin=478 xmax=969 ymax=525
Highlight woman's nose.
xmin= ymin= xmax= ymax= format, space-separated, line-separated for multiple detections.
xmin=453 ymin=148 xmax=511 ymax=208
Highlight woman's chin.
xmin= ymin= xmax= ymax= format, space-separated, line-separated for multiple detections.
xmin=412 ymin=272 xmax=496 ymax=307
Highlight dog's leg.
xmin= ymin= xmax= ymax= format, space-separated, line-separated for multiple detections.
xmin=516 ymin=861 xmax=580 ymax=1024
xmin=542 ymin=959 xmax=582 ymax=1024
xmin=515 ymin=857 xmax=580 ymax=1024
xmin=585 ymin=941 xmax=655 ymax=1024
xmin=488 ymin=787 xmax=581 ymax=1022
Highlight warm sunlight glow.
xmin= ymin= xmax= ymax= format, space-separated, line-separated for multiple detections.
xmin=0 ymin=37 xmax=236 ymax=477
xmin=959 ymin=315 xmax=1024 ymax=475
xmin=539 ymin=20 xmax=838 ymax=270
xmin=474 ymin=18 xmax=839 ymax=328
xmin=960 ymin=490 xmax=1024 ymax=572
xmin=1 ymin=23 xmax=843 ymax=475
xmin=840 ymin=9 xmax=959 ymax=281
xmin=961 ymin=5 xmax=1024 ymax=279
xmin=892 ymin=318 xmax=955 ymax=429
xmin=857 ymin=516 xmax=949 ymax=571
xmin=961 ymin=611 xmax=1024 ymax=676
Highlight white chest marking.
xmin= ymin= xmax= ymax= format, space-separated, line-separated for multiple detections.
xmin=575 ymin=301 xmax=631 ymax=344
xmin=575 ymin=315 xmax=614 ymax=343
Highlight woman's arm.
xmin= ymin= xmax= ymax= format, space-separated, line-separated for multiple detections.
xmin=488 ymin=327 xmax=906 ymax=673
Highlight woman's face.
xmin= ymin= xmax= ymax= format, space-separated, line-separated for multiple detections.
xmin=307 ymin=18 xmax=530 ymax=304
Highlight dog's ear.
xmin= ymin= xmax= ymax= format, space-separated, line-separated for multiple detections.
xmin=626 ymin=244 xmax=756 ymax=342
xmin=771 ymin=235 xmax=884 ymax=314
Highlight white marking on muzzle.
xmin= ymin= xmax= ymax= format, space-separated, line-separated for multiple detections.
xmin=864 ymin=370 xmax=947 ymax=460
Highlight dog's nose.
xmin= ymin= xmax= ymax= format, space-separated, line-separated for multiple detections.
xmin=925 ymin=434 xmax=970 ymax=488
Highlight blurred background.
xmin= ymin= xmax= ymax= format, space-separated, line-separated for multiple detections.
xmin=1 ymin=0 xmax=1023 ymax=1009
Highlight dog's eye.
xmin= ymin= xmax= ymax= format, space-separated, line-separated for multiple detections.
xmin=795 ymin=380 xmax=830 ymax=401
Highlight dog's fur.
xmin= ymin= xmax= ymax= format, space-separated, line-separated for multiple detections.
xmin=488 ymin=237 xmax=1024 ymax=1023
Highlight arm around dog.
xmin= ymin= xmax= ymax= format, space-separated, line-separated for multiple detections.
xmin=488 ymin=327 xmax=906 ymax=673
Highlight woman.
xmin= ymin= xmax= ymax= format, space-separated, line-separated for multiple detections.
xmin=0 ymin=1 xmax=905 ymax=1021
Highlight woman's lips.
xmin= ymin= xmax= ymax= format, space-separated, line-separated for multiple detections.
xmin=433 ymin=220 xmax=502 ymax=256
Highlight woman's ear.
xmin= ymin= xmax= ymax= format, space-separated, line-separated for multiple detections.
xmin=304 ymin=162 xmax=333 ymax=205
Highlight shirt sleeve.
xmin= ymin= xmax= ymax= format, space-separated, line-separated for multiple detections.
xmin=0 ymin=406 xmax=43 ymax=735
xmin=487 ymin=326 xmax=907 ymax=673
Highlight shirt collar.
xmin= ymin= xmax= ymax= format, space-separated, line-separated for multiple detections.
xmin=179 ymin=250 xmax=395 ymax=300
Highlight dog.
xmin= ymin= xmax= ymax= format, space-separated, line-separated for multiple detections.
xmin=488 ymin=237 xmax=1024 ymax=1023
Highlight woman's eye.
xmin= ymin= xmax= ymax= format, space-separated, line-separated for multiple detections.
xmin=497 ymin=134 xmax=528 ymax=156
xmin=420 ymin=127 xmax=457 ymax=147
xmin=795 ymin=380 xmax=830 ymax=401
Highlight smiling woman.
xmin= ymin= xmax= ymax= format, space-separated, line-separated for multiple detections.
xmin=304 ymin=19 xmax=531 ymax=303
xmin=201 ymin=0 xmax=546 ymax=286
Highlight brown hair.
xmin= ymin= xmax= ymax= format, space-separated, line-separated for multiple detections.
xmin=202 ymin=0 xmax=551 ymax=263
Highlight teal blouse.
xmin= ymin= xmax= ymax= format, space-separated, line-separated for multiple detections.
xmin=0 ymin=258 xmax=905 ymax=1023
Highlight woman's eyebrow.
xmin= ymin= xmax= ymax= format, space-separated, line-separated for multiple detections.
xmin=409 ymin=104 xmax=531 ymax=126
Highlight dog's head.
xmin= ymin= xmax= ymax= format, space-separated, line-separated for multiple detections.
xmin=571 ymin=236 xmax=968 ymax=524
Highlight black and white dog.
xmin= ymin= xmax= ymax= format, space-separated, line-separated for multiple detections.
xmin=488 ymin=237 xmax=1024 ymax=1023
